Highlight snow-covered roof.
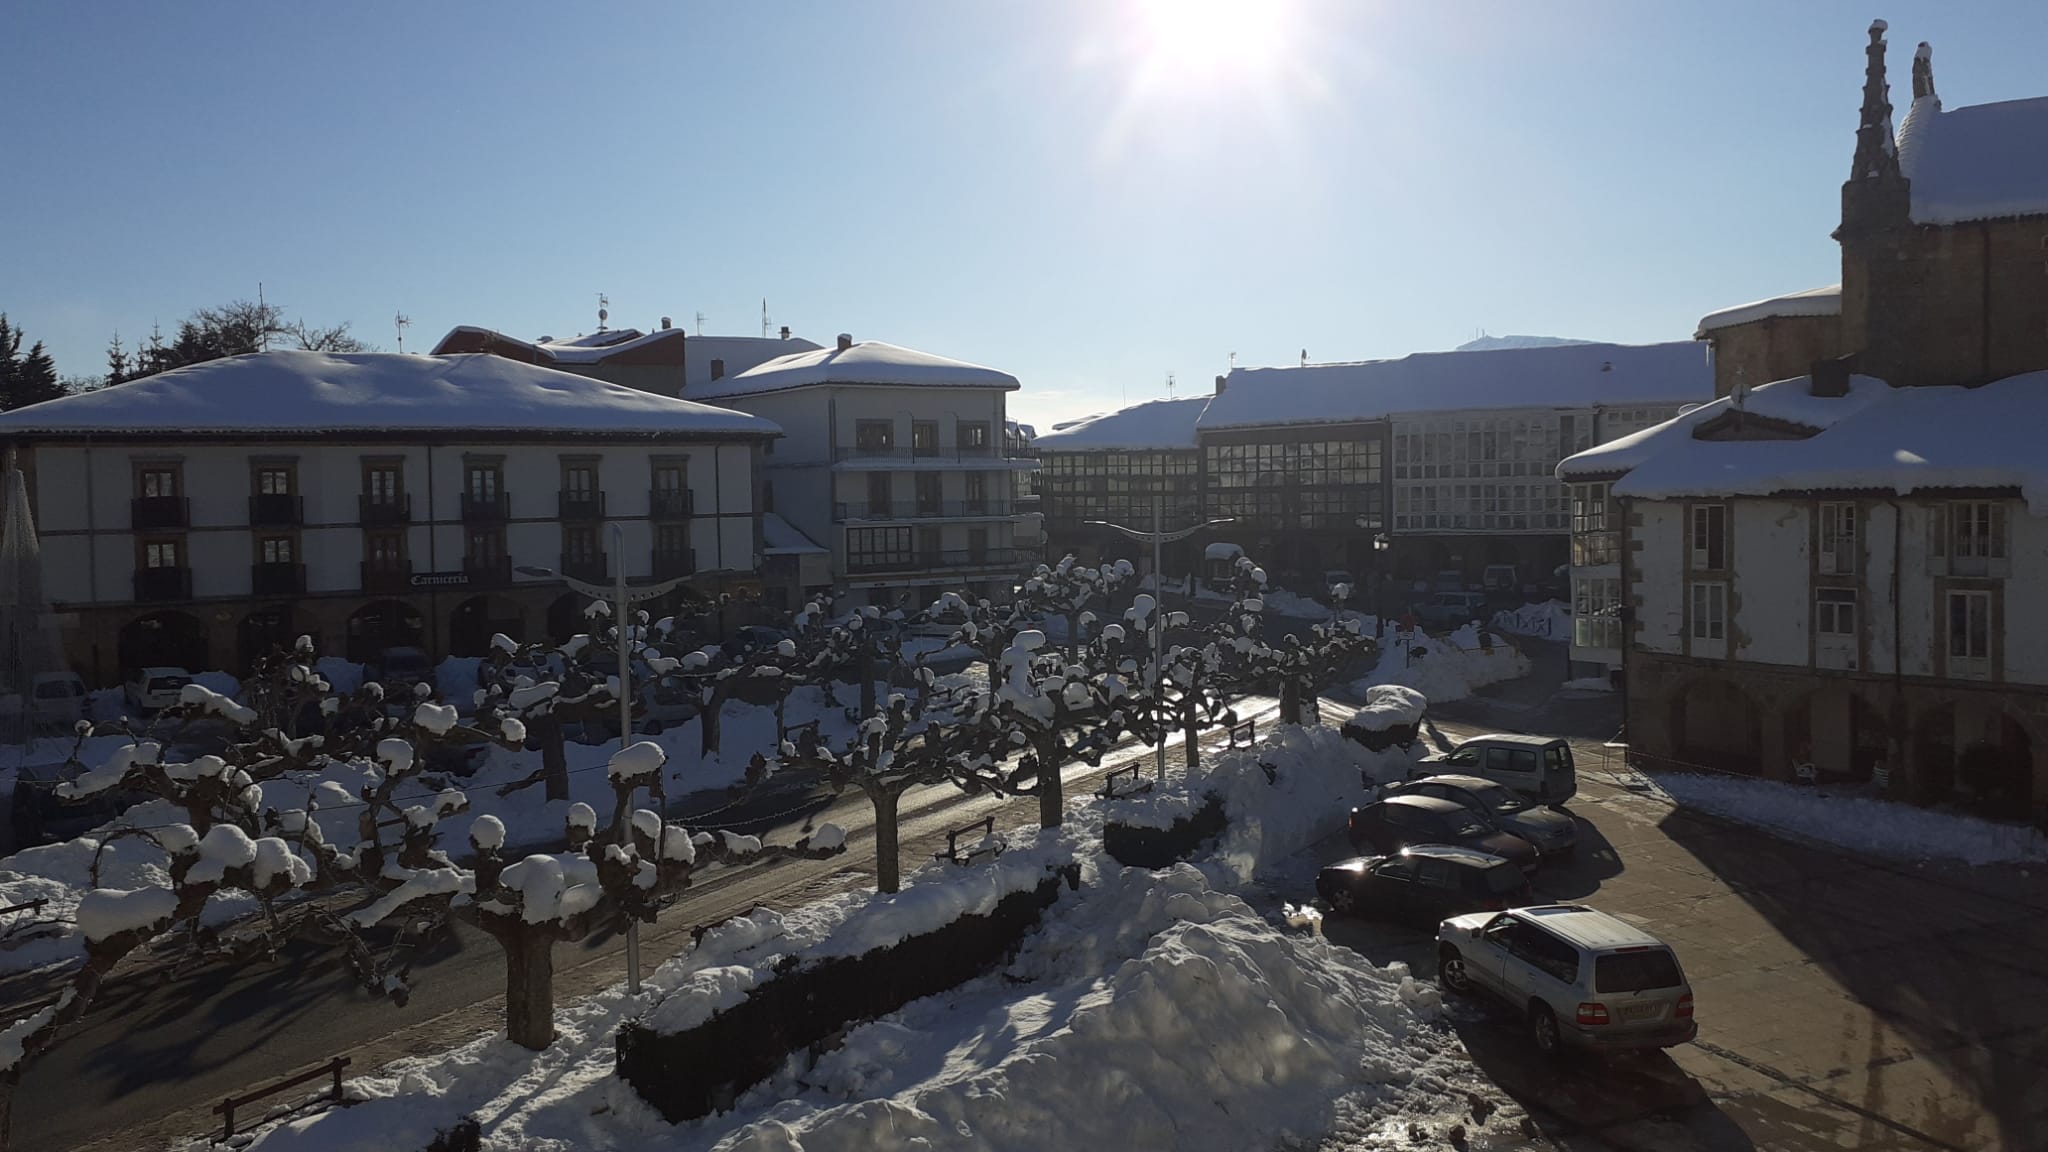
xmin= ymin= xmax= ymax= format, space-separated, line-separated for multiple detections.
xmin=762 ymin=513 xmax=827 ymax=555
xmin=1565 ymin=371 xmax=2048 ymax=511
xmin=686 ymin=339 xmax=1019 ymax=400
xmin=1897 ymin=93 xmax=2048 ymax=225
xmin=0 ymin=351 xmax=781 ymax=439
xmin=1558 ymin=374 xmax=1888 ymax=481
xmin=1034 ymin=397 xmax=1209 ymax=452
xmin=1200 ymin=341 xmax=1711 ymax=432
xmin=1694 ymin=285 xmax=1842 ymax=338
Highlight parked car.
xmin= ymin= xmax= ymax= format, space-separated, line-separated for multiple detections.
xmin=1436 ymin=904 xmax=1697 ymax=1056
xmin=29 ymin=672 xmax=87 ymax=730
xmin=1323 ymin=570 xmax=1355 ymax=598
xmin=1347 ymin=794 xmax=1540 ymax=874
xmin=1414 ymin=592 xmax=1488 ymax=631
xmin=1417 ymin=733 xmax=1579 ymax=805
xmin=1480 ymin=563 xmax=1520 ymax=596
xmin=124 ymin=667 xmax=192 ymax=713
xmin=1431 ymin=570 xmax=1468 ymax=594
xmin=366 ymin=647 xmax=432 ymax=694
xmin=1317 ymin=845 xmax=1532 ymax=925
xmin=1385 ymin=773 xmax=1578 ymax=857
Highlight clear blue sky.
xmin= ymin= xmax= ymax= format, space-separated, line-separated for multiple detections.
xmin=4 ymin=1 xmax=2044 ymax=428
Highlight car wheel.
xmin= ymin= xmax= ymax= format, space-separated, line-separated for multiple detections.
xmin=1329 ymin=885 xmax=1357 ymax=916
xmin=1438 ymin=946 xmax=1475 ymax=995
xmin=1529 ymin=1002 xmax=1563 ymax=1056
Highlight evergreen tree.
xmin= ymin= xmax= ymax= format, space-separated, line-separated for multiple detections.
xmin=0 ymin=315 xmax=17 ymax=406
xmin=104 ymin=331 xmax=128 ymax=386
xmin=10 ymin=341 xmax=62 ymax=409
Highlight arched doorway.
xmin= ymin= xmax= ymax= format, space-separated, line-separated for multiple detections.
xmin=119 ymin=611 xmax=209 ymax=676
xmin=449 ymin=594 xmax=524 ymax=658
xmin=1783 ymin=688 xmax=1889 ymax=784
xmin=1919 ymin=702 xmax=2034 ymax=816
xmin=345 ymin=600 xmax=424 ymax=663
xmin=546 ymin=592 xmax=599 ymax=646
xmin=1668 ymin=676 xmax=1760 ymax=773
xmin=238 ymin=607 xmax=298 ymax=673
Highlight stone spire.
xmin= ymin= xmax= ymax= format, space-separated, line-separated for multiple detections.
xmin=1911 ymin=41 xmax=1936 ymax=102
xmin=1850 ymin=19 xmax=1900 ymax=181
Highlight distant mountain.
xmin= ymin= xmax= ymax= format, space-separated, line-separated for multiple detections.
xmin=1455 ymin=334 xmax=1594 ymax=353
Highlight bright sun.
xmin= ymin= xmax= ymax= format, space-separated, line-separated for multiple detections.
xmin=1132 ymin=0 xmax=1292 ymax=90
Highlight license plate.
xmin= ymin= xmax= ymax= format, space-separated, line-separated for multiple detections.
xmin=1622 ymin=1002 xmax=1662 ymax=1022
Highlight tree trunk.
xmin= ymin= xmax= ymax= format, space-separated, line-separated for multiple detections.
xmin=872 ymin=786 xmax=902 ymax=894
xmin=1037 ymin=738 xmax=1064 ymax=828
xmin=503 ymin=927 xmax=557 ymax=1050
xmin=1064 ymin=611 xmax=1081 ymax=661
xmin=536 ymin=713 xmax=569 ymax=802
xmin=858 ymin=650 xmax=876 ymax=718
xmin=1184 ymin=713 xmax=1202 ymax=769
xmin=700 ymin=684 xmax=729 ymax=758
xmin=1279 ymin=680 xmax=1303 ymax=727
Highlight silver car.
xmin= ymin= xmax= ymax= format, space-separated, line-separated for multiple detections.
xmin=1437 ymin=904 xmax=1697 ymax=1055
xmin=1386 ymin=773 xmax=1578 ymax=857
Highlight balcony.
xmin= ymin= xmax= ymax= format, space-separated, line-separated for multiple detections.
xmin=463 ymin=555 xmax=512 ymax=587
xmin=558 ymin=490 xmax=607 ymax=521
xmin=359 ymin=493 xmax=412 ymax=525
xmin=561 ymin=553 xmax=609 ymax=583
xmin=649 ymin=488 xmax=693 ymax=519
xmin=251 ymin=561 xmax=307 ymax=596
xmin=131 ymin=495 xmax=189 ymax=531
xmin=461 ymin=492 xmax=510 ymax=523
xmin=844 ymin=547 xmax=1025 ymax=575
xmin=360 ymin=558 xmax=414 ymax=594
xmin=653 ymin=547 xmax=695 ymax=579
xmin=835 ymin=444 xmax=1004 ymax=463
xmin=834 ymin=501 xmax=1015 ymax=521
xmin=133 ymin=566 xmax=193 ymax=602
xmin=247 ymin=493 xmax=303 ymax=527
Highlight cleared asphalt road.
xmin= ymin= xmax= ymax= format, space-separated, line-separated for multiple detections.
xmin=23 ymin=694 xmax=1283 ymax=1152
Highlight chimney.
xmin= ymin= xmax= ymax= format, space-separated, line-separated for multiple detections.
xmin=1912 ymin=41 xmax=1936 ymax=101
xmin=836 ymin=333 xmax=854 ymax=352
xmin=779 ymin=325 xmax=791 ymax=341
xmin=710 ymin=358 xmax=725 ymax=380
xmin=1214 ymin=374 xmax=1227 ymax=395
xmin=661 ymin=316 xmax=672 ymax=330
xmin=1809 ymin=354 xmax=1854 ymax=398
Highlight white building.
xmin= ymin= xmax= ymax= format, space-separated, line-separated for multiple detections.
xmin=684 ymin=335 xmax=1040 ymax=608
xmin=0 ymin=351 xmax=779 ymax=681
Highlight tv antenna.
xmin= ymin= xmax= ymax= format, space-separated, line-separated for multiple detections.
xmin=394 ymin=312 xmax=412 ymax=354
xmin=1166 ymin=372 xmax=1176 ymax=399
xmin=761 ymin=298 xmax=773 ymax=338
xmin=597 ymin=293 xmax=610 ymax=331
xmin=695 ymin=311 xmax=706 ymax=336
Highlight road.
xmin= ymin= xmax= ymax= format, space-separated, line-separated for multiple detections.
xmin=19 ymin=693 xmax=1284 ymax=1152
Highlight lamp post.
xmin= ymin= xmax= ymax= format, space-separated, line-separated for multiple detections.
xmin=1355 ymin=517 xmax=1392 ymax=628
xmin=517 ymin=522 xmax=689 ymax=995
xmin=1086 ymin=495 xmax=1234 ymax=781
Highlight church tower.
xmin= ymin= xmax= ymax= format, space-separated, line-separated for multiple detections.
xmin=1834 ymin=20 xmax=1912 ymax=374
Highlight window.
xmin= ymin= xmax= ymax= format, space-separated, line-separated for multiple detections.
xmin=967 ymin=527 xmax=989 ymax=562
xmin=964 ymin=471 xmax=987 ymax=512
xmin=1416 ymin=857 xmax=1460 ymax=889
xmin=653 ymin=464 xmax=685 ymax=495
xmin=1513 ymin=929 xmax=1580 ymax=984
xmin=911 ymin=421 xmax=939 ymax=454
xmin=1947 ymin=589 xmax=1992 ymax=677
xmin=254 ymin=466 xmax=292 ymax=495
xmin=655 ymin=522 xmax=689 ymax=553
xmin=856 ymin=420 xmax=894 ymax=452
xmin=847 ymin=527 xmax=913 ymax=571
xmin=1938 ymin=502 xmax=2006 ymax=574
xmin=364 ymin=462 xmax=401 ymax=503
xmin=1595 ymin=949 xmax=1683 ymax=993
xmin=916 ymin=526 xmax=942 ymax=560
xmin=1573 ymin=576 xmax=1624 ymax=651
xmin=144 ymin=540 xmax=181 ymax=568
xmin=562 ymin=463 xmax=596 ymax=496
xmin=1818 ymin=503 xmax=1856 ymax=575
xmin=866 ymin=472 xmax=893 ymax=514
xmin=960 ymin=421 xmax=992 ymax=451
xmin=1689 ymin=582 xmax=1727 ymax=643
xmin=258 ymin=536 xmax=295 ymax=564
xmin=467 ymin=464 xmax=500 ymax=500
xmin=467 ymin=528 xmax=505 ymax=563
xmin=138 ymin=466 xmax=179 ymax=498
xmin=366 ymin=531 xmax=406 ymax=566
xmin=563 ymin=524 xmax=601 ymax=563
xmin=1816 ymin=587 xmax=1856 ymax=635
xmin=915 ymin=473 xmax=942 ymax=514
xmin=1689 ymin=504 xmax=1726 ymax=570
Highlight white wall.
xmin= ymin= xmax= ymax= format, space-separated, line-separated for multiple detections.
xmin=1731 ymin=500 xmax=1808 ymax=665
xmin=1634 ymin=502 xmax=1685 ymax=654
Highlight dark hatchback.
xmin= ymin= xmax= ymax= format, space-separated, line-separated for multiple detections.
xmin=1317 ymin=845 xmax=1533 ymax=926
xmin=1347 ymin=794 xmax=1541 ymax=874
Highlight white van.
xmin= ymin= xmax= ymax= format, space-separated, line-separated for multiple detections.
xmin=30 ymin=672 xmax=86 ymax=729
xmin=1418 ymin=733 xmax=1577 ymax=805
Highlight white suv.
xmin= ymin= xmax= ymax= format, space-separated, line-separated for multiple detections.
xmin=1437 ymin=904 xmax=1696 ymax=1055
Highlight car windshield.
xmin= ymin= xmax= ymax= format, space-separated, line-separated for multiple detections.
xmin=152 ymin=675 xmax=191 ymax=691
xmin=1450 ymin=816 xmax=1491 ymax=839
xmin=1595 ymin=949 xmax=1684 ymax=993
xmin=1473 ymin=785 xmax=1528 ymax=814
xmin=35 ymin=681 xmax=81 ymax=699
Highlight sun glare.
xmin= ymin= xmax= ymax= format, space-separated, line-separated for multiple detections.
xmin=1135 ymin=0 xmax=1288 ymax=86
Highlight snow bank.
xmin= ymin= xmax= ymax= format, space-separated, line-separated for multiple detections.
xmin=315 ymin=658 xmax=364 ymax=694
xmin=1560 ymin=675 xmax=1613 ymax=693
xmin=1353 ymin=622 xmax=1529 ymax=706
xmin=1489 ymin=600 xmax=1570 ymax=641
xmin=1257 ymin=587 xmax=1341 ymax=620
xmin=1346 ymin=684 xmax=1427 ymax=732
xmin=1648 ymin=772 xmax=2048 ymax=867
xmin=433 ymin=658 xmax=482 ymax=705
xmin=75 ymin=885 xmax=178 ymax=942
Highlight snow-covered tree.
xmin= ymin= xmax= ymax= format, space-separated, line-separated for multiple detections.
xmin=985 ymin=627 xmax=1139 ymax=828
xmin=1114 ymin=593 xmax=1239 ymax=770
xmin=1016 ymin=555 xmax=1133 ymax=660
xmin=1213 ymin=556 xmax=1375 ymax=725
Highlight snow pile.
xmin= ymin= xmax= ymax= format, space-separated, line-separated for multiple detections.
xmin=314 ymin=658 xmax=364 ymax=694
xmin=1647 ymin=772 xmax=2048 ymax=867
xmin=75 ymin=884 xmax=178 ymax=943
xmin=1346 ymin=684 xmax=1427 ymax=733
xmin=1257 ymin=587 xmax=1342 ymax=620
xmin=1560 ymin=676 xmax=1613 ymax=693
xmin=1489 ymin=600 xmax=1570 ymax=641
xmin=693 ymin=339 xmax=1019 ymax=399
xmin=1354 ymin=622 xmax=1529 ymax=705
xmin=433 ymin=658 xmax=482 ymax=705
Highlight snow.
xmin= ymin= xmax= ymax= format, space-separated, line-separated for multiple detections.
xmin=1489 ymin=600 xmax=1571 ymax=640
xmin=185 ymin=825 xmax=259 ymax=885
xmin=1560 ymin=676 xmax=1614 ymax=693
xmin=607 ymin=741 xmax=667 ymax=783
xmin=1201 ymin=340 xmax=1712 ymax=431
xmin=762 ymin=512 xmax=827 ymax=555
xmin=75 ymin=884 xmax=178 ymax=943
xmin=1694 ymin=284 xmax=1841 ymax=337
xmin=315 ymin=658 xmax=364 ymax=694
xmin=687 ymin=339 xmax=1019 ymax=400
xmin=1256 ymin=587 xmax=1346 ymax=620
xmin=1033 ymin=396 xmax=1209 ymax=452
xmin=1557 ymin=372 xmax=1890 ymax=482
xmin=1454 ymin=334 xmax=1592 ymax=352
xmin=1346 ymin=684 xmax=1427 ymax=732
xmin=412 ymin=703 xmax=458 ymax=737
xmin=807 ymin=823 xmax=847 ymax=851
xmin=179 ymin=682 xmax=255 ymax=725
xmin=1578 ymin=372 xmax=2048 ymax=511
xmin=1646 ymin=772 xmax=2048 ymax=867
xmin=434 ymin=657 xmax=482 ymax=703
xmin=1204 ymin=541 xmax=1243 ymax=561
xmin=0 ymin=988 xmax=72 ymax=1073
xmin=1353 ymin=622 xmax=1530 ymax=706
xmin=1897 ymin=92 xmax=2048 ymax=225
xmin=469 ymin=815 xmax=507 ymax=852
xmin=494 ymin=854 xmax=603 ymax=925
xmin=0 ymin=351 xmax=781 ymax=437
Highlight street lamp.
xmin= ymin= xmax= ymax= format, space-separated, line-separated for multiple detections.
xmin=1355 ymin=517 xmax=1392 ymax=627
xmin=517 ymin=521 xmax=689 ymax=995
xmin=1086 ymin=495 xmax=1234 ymax=781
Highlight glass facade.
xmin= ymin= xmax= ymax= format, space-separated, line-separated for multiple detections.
xmin=1040 ymin=450 xmax=1202 ymax=529
xmin=1391 ymin=414 xmax=1575 ymax=532
xmin=1202 ymin=438 xmax=1383 ymax=530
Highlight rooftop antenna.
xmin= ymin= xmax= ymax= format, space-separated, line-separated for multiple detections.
xmin=394 ymin=312 xmax=412 ymax=354
xmin=1228 ymin=351 xmax=1237 ymax=369
xmin=258 ymin=282 xmax=268 ymax=351
xmin=1300 ymin=348 xmax=1309 ymax=367
xmin=695 ymin=311 xmax=706 ymax=336
xmin=1166 ymin=372 xmax=1176 ymax=399
xmin=596 ymin=293 xmax=610 ymax=332
xmin=761 ymin=298 xmax=772 ymax=339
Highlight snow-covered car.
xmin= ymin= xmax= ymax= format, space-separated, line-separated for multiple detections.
xmin=1384 ymin=774 xmax=1578 ymax=857
xmin=1317 ymin=846 xmax=1531 ymax=926
xmin=1436 ymin=905 xmax=1697 ymax=1056
xmin=124 ymin=667 xmax=192 ymax=713
xmin=1347 ymin=795 xmax=1539 ymax=875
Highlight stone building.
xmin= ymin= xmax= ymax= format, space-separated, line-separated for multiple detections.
xmin=1561 ymin=23 xmax=2048 ymax=821
xmin=0 ymin=351 xmax=778 ymax=683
